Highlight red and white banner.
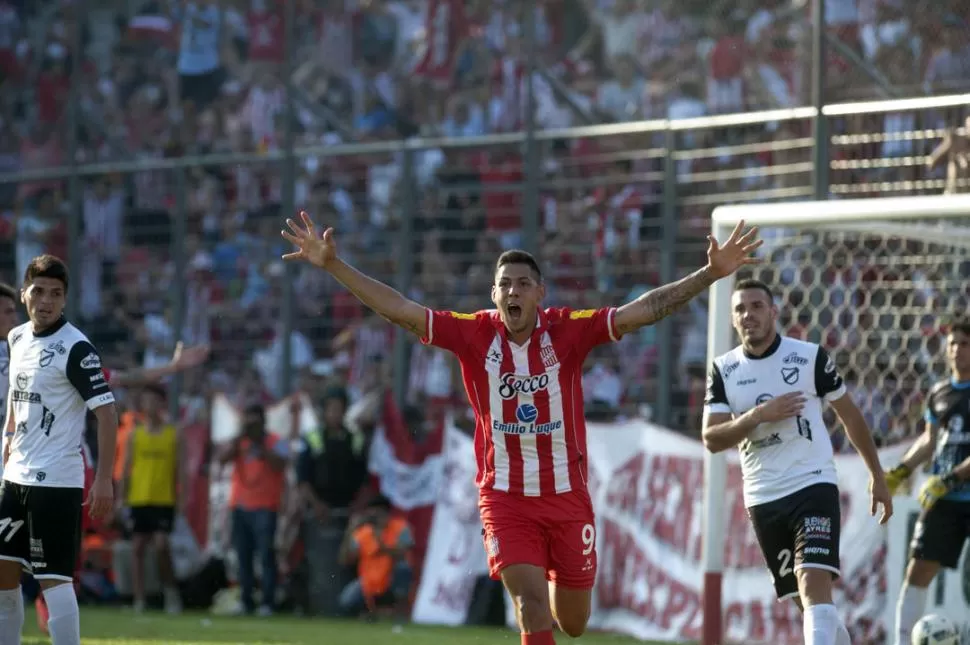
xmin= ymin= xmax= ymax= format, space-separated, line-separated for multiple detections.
xmin=415 ymin=418 xmax=923 ymax=643
xmin=412 ymin=421 xmax=488 ymax=625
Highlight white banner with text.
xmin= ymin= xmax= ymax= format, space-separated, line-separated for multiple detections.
xmin=414 ymin=418 xmax=955 ymax=644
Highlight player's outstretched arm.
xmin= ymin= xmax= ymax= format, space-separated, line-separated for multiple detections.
xmin=109 ymin=342 xmax=210 ymax=387
xmin=614 ymin=220 xmax=762 ymax=335
xmin=281 ymin=211 xmax=428 ymax=338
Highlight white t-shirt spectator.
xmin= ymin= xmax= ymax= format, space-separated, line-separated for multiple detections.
xmin=583 ymin=363 xmax=622 ymax=408
xmin=597 ymin=78 xmax=645 ymax=122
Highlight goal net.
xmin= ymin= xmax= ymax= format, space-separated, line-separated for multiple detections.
xmin=701 ymin=194 xmax=970 ymax=645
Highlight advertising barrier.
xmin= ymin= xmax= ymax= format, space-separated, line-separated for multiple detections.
xmin=415 ymin=417 xmax=955 ymax=644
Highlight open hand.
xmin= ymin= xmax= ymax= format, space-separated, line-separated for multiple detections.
xmin=755 ymin=392 xmax=806 ymax=423
xmin=869 ymin=473 xmax=894 ymax=524
xmin=707 ymin=219 xmax=763 ymax=279
xmin=281 ymin=211 xmax=337 ymax=269
xmin=85 ymin=476 xmax=114 ymax=520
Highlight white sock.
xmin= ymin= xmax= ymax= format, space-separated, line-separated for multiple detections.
xmin=804 ymin=603 xmax=840 ymax=645
xmin=836 ymin=619 xmax=852 ymax=645
xmin=894 ymin=584 xmax=928 ymax=645
xmin=0 ymin=587 xmax=23 ymax=645
xmin=43 ymin=584 xmax=80 ymax=645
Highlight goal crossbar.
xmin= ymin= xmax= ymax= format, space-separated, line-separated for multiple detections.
xmin=700 ymin=194 xmax=970 ymax=645
xmin=713 ymin=194 xmax=970 ymax=227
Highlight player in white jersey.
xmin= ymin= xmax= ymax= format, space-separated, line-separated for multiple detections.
xmin=0 ymin=283 xmax=19 ymax=481
xmin=703 ymin=279 xmax=892 ymax=645
xmin=0 ymin=255 xmax=117 ymax=645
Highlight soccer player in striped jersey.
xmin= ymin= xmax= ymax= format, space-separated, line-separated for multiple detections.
xmin=282 ymin=211 xmax=761 ymax=644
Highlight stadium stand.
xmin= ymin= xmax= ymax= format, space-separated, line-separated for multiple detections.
xmin=2 ymin=0 xmax=969 ymax=435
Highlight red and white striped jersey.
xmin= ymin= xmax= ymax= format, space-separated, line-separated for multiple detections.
xmin=422 ymin=307 xmax=621 ymax=497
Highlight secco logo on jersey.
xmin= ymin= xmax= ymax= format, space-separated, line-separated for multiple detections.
xmin=79 ymin=353 xmax=101 ymax=370
xmin=492 ymin=404 xmax=563 ymax=436
xmin=497 ymin=372 xmax=550 ymax=399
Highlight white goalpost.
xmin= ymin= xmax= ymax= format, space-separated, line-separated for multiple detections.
xmin=702 ymin=194 xmax=970 ymax=645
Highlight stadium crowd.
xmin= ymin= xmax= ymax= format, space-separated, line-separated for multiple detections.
xmin=0 ymin=0 xmax=969 ymax=619
xmin=1 ymin=0 xmax=968 ymax=434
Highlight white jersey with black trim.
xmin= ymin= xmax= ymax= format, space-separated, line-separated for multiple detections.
xmin=5 ymin=318 xmax=114 ymax=488
xmin=704 ymin=334 xmax=847 ymax=507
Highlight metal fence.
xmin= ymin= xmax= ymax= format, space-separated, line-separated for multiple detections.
xmin=1 ymin=92 xmax=969 ymax=430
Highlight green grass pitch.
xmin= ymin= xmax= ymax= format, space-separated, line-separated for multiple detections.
xmin=21 ymin=607 xmax=670 ymax=645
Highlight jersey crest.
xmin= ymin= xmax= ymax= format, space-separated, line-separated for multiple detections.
xmin=568 ymin=309 xmax=596 ymax=320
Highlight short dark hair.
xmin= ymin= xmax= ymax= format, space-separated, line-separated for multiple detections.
xmin=243 ymin=402 xmax=266 ymax=420
xmin=141 ymin=383 xmax=167 ymax=401
xmin=734 ymin=278 xmax=774 ymax=302
xmin=495 ymin=250 xmax=542 ymax=282
xmin=947 ymin=315 xmax=970 ymax=336
xmin=0 ymin=283 xmax=16 ymax=303
xmin=23 ymin=255 xmax=69 ymax=291
xmin=368 ymin=494 xmax=393 ymax=512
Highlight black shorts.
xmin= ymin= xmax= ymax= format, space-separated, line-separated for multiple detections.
xmin=129 ymin=505 xmax=175 ymax=535
xmin=909 ymin=498 xmax=970 ymax=568
xmin=0 ymin=480 xmax=82 ymax=580
xmin=747 ymin=483 xmax=842 ymax=600
xmin=178 ymin=67 xmax=225 ymax=109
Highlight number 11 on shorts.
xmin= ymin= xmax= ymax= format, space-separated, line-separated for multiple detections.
xmin=581 ymin=523 xmax=595 ymax=555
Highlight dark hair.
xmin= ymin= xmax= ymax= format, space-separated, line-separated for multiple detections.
xmin=322 ymin=386 xmax=348 ymax=407
xmin=734 ymin=278 xmax=774 ymax=302
xmin=495 ymin=249 xmax=542 ymax=282
xmin=947 ymin=316 xmax=970 ymax=336
xmin=368 ymin=494 xmax=393 ymax=512
xmin=0 ymin=283 xmax=16 ymax=303
xmin=141 ymin=383 xmax=167 ymax=401
xmin=23 ymin=255 xmax=69 ymax=290
xmin=243 ymin=402 xmax=266 ymax=420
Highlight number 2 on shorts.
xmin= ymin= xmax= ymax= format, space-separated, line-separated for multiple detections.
xmin=777 ymin=548 xmax=793 ymax=577
xmin=581 ymin=523 xmax=595 ymax=555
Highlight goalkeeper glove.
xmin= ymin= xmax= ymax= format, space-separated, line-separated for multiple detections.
xmin=917 ymin=472 xmax=959 ymax=510
xmin=884 ymin=464 xmax=911 ymax=496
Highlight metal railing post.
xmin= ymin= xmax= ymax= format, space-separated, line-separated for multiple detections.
xmin=655 ymin=127 xmax=677 ymax=426
xmin=170 ymin=167 xmax=188 ymax=421
xmin=812 ymin=0 xmax=830 ymax=199
xmin=65 ymin=0 xmax=84 ymax=318
xmin=280 ymin=0 xmax=298 ymax=397
xmin=392 ymin=145 xmax=417 ymax=409
xmin=521 ymin=0 xmax=540 ymax=254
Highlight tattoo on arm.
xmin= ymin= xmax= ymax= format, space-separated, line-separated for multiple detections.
xmin=616 ymin=266 xmax=715 ymax=334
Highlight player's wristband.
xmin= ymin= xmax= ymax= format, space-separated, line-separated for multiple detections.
xmin=940 ymin=472 xmax=960 ymax=491
xmin=891 ymin=463 xmax=912 ymax=478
